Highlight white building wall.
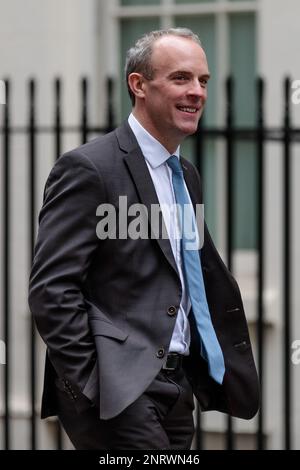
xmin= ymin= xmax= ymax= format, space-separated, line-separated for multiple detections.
xmin=0 ymin=0 xmax=103 ymax=449
xmin=258 ymin=0 xmax=300 ymax=449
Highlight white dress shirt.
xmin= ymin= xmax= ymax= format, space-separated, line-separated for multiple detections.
xmin=128 ymin=113 xmax=192 ymax=355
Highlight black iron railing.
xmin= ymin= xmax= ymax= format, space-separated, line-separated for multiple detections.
xmin=1 ymin=76 xmax=299 ymax=449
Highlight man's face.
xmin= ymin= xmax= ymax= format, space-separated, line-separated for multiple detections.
xmin=134 ymin=35 xmax=210 ymax=152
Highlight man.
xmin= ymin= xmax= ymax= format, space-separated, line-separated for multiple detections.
xmin=29 ymin=28 xmax=259 ymax=450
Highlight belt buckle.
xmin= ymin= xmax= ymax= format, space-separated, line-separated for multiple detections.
xmin=162 ymin=353 xmax=180 ymax=371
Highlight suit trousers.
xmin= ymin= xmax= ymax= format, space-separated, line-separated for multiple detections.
xmin=55 ymin=366 xmax=195 ymax=450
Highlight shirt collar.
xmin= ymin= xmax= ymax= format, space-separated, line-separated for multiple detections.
xmin=128 ymin=113 xmax=180 ymax=169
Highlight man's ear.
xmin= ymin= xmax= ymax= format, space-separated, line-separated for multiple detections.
xmin=128 ymin=73 xmax=146 ymax=100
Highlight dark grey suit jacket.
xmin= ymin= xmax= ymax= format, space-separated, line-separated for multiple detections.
xmin=28 ymin=121 xmax=259 ymax=421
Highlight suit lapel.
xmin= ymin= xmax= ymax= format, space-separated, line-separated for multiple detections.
xmin=116 ymin=122 xmax=179 ymax=277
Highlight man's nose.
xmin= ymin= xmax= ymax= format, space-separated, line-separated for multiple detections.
xmin=188 ymin=80 xmax=206 ymax=99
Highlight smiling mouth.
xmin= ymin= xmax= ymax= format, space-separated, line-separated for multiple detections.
xmin=176 ymin=106 xmax=199 ymax=114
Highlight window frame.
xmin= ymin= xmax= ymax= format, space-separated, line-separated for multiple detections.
xmin=104 ymin=0 xmax=260 ymax=296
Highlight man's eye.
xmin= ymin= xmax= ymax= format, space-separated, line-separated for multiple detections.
xmin=174 ymin=75 xmax=187 ymax=81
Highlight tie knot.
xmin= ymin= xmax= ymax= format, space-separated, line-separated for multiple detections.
xmin=167 ymin=155 xmax=183 ymax=174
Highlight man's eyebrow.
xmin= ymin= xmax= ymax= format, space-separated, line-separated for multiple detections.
xmin=168 ymin=70 xmax=190 ymax=77
xmin=201 ymin=73 xmax=211 ymax=80
xmin=168 ymin=70 xmax=211 ymax=79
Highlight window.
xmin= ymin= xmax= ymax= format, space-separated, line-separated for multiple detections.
xmin=229 ymin=12 xmax=257 ymax=249
xmin=111 ymin=0 xmax=258 ymax=249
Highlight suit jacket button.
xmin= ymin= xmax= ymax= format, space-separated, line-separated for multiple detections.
xmin=156 ymin=348 xmax=165 ymax=359
xmin=167 ymin=306 xmax=177 ymax=316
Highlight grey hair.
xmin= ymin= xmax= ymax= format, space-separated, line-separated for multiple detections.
xmin=125 ymin=28 xmax=202 ymax=105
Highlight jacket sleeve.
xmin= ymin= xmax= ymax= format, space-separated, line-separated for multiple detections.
xmin=28 ymin=149 xmax=105 ymax=392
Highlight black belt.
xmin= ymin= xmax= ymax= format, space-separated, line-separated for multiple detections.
xmin=162 ymin=353 xmax=183 ymax=371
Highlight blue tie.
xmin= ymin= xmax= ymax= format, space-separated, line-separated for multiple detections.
xmin=167 ymin=155 xmax=225 ymax=384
